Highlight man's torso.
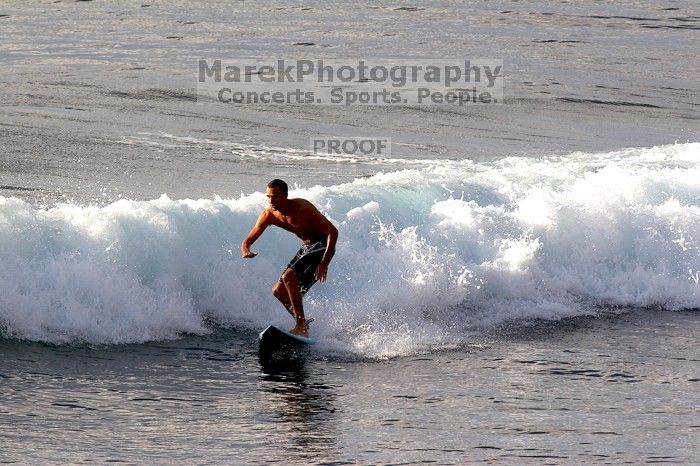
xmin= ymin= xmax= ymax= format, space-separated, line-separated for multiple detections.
xmin=267 ymin=198 xmax=325 ymax=243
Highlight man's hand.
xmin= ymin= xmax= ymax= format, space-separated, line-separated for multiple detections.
xmin=240 ymin=210 xmax=269 ymax=260
xmin=315 ymin=262 xmax=329 ymax=282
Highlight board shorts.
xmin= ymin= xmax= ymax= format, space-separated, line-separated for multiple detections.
xmin=280 ymin=238 xmax=327 ymax=295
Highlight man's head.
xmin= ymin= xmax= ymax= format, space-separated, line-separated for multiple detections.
xmin=266 ymin=179 xmax=288 ymax=211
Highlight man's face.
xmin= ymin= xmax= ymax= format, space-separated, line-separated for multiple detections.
xmin=266 ymin=186 xmax=286 ymax=211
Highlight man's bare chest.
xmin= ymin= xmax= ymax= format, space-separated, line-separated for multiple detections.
xmin=271 ymin=211 xmax=304 ymax=231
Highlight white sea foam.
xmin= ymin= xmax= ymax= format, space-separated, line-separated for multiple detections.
xmin=0 ymin=143 xmax=698 ymax=355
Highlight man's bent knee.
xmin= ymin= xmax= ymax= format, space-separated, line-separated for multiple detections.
xmin=281 ymin=269 xmax=299 ymax=286
xmin=272 ymin=282 xmax=285 ymax=298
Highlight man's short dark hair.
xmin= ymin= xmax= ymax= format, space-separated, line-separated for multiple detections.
xmin=267 ymin=178 xmax=288 ymax=195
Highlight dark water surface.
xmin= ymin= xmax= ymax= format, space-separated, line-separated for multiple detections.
xmin=2 ymin=309 xmax=697 ymax=464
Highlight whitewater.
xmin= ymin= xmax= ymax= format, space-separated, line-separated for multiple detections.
xmin=1 ymin=143 xmax=697 ymax=356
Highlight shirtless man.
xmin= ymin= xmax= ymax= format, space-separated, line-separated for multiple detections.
xmin=240 ymin=179 xmax=338 ymax=337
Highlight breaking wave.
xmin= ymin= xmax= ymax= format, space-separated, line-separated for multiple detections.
xmin=0 ymin=143 xmax=698 ymax=356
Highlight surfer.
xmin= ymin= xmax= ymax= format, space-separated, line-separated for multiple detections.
xmin=240 ymin=179 xmax=338 ymax=337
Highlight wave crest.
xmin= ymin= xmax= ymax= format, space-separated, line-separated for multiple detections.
xmin=0 ymin=143 xmax=698 ymax=355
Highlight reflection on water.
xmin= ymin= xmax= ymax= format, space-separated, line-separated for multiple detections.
xmin=259 ymin=359 xmax=340 ymax=460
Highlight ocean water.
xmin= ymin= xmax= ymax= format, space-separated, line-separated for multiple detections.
xmin=1 ymin=0 xmax=699 ymax=464
xmin=1 ymin=311 xmax=697 ymax=464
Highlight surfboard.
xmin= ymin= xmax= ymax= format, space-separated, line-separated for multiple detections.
xmin=258 ymin=325 xmax=316 ymax=361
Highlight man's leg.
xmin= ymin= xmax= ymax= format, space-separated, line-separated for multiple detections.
xmin=280 ymin=268 xmax=307 ymax=336
xmin=272 ymin=281 xmax=293 ymax=316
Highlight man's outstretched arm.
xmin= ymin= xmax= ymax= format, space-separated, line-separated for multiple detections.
xmin=240 ymin=211 xmax=269 ymax=258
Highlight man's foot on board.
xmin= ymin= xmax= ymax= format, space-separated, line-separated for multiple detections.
xmin=289 ymin=318 xmax=312 ymax=337
xmin=289 ymin=324 xmax=308 ymax=338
